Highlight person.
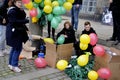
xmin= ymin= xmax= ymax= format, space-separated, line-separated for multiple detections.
xmin=71 ymin=0 xmax=82 ymax=31
xmin=0 ymin=0 xmax=12 ymax=56
xmin=74 ymin=21 xmax=96 ymax=57
xmin=106 ymin=0 xmax=120 ymax=45
xmin=57 ymin=21 xmax=76 ymax=44
xmin=6 ymin=0 xmax=29 ymax=72
xmin=47 ymin=21 xmax=55 ymax=40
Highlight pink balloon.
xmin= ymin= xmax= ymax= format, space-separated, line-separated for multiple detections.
xmin=97 ymin=68 xmax=111 ymax=79
xmin=30 ymin=8 xmax=37 ymax=17
xmin=89 ymin=33 xmax=98 ymax=46
xmin=34 ymin=57 xmax=47 ymax=68
xmin=22 ymin=0 xmax=30 ymax=4
xmin=93 ymin=45 xmax=105 ymax=56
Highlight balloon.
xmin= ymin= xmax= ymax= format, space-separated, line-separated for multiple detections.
xmin=39 ymin=1 xmax=44 ymax=8
xmin=34 ymin=0 xmax=42 ymax=3
xmin=43 ymin=5 xmax=52 ymax=14
xmin=47 ymin=14 xmax=53 ymax=21
xmin=53 ymin=6 xmax=61 ymax=15
xmin=44 ymin=0 xmax=52 ymax=6
xmin=56 ymin=60 xmax=68 ymax=71
xmin=37 ymin=7 xmax=42 ymax=18
xmin=67 ymin=0 xmax=74 ymax=3
xmin=30 ymin=8 xmax=37 ymax=17
xmin=77 ymin=54 xmax=89 ymax=66
xmin=32 ymin=17 xmax=38 ymax=23
xmin=58 ymin=0 xmax=65 ymax=6
xmin=55 ymin=16 xmax=62 ymax=23
xmin=51 ymin=18 xmax=59 ymax=29
xmin=97 ymin=68 xmax=111 ymax=79
xmin=88 ymin=70 xmax=98 ymax=80
xmin=33 ymin=2 xmax=38 ymax=8
xmin=60 ymin=6 xmax=66 ymax=14
xmin=63 ymin=2 xmax=72 ymax=10
xmin=43 ymin=38 xmax=54 ymax=44
xmin=52 ymin=1 xmax=59 ymax=7
xmin=93 ymin=45 xmax=105 ymax=56
xmin=79 ymin=43 xmax=88 ymax=50
xmin=80 ymin=34 xmax=90 ymax=44
xmin=57 ymin=35 xmax=65 ymax=44
xmin=24 ymin=1 xmax=33 ymax=10
xmin=89 ymin=33 xmax=98 ymax=46
xmin=34 ymin=57 xmax=47 ymax=68
xmin=22 ymin=0 xmax=30 ymax=4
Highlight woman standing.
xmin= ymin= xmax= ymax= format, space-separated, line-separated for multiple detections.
xmin=6 ymin=0 xmax=29 ymax=72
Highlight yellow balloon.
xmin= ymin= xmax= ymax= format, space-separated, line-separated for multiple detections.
xmin=52 ymin=1 xmax=59 ymax=7
xmin=43 ymin=38 xmax=54 ymax=44
xmin=79 ymin=43 xmax=88 ymax=50
xmin=88 ymin=70 xmax=98 ymax=80
xmin=24 ymin=2 xmax=33 ymax=10
xmin=43 ymin=5 xmax=52 ymax=13
xmin=34 ymin=0 xmax=42 ymax=3
xmin=44 ymin=0 xmax=52 ymax=6
xmin=77 ymin=55 xmax=89 ymax=66
xmin=56 ymin=60 xmax=68 ymax=71
xmin=80 ymin=34 xmax=90 ymax=44
xmin=32 ymin=17 xmax=38 ymax=23
xmin=67 ymin=0 xmax=75 ymax=3
xmin=63 ymin=2 xmax=72 ymax=10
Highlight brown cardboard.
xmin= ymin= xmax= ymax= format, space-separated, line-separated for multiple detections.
xmin=94 ymin=47 xmax=120 ymax=80
xmin=45 ymin=42 xmax=73 ymax=68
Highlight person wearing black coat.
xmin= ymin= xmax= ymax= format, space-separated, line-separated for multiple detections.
xmin=74 ymin=21 xmax=97 ymax=57
xmin=107 ymin=0 xmax=120 ymax=45
xmin=71 ymin=0 xmax=82 ymax=31
xmin=6 ymin=0 xmax=29 ymax=72
xmin=0 ymin=0 xmax=12 ymax=56
xmin=57 ymin=21 xmax=76 ymax=44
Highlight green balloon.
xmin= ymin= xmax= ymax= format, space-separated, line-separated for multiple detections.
xmin=37 ymin=7 xmax=42 ymax=18
xmin=53 ymin=6 xmax=61 ymax=15
xmin=57 ymin=35 xmax=65 ymax=44
xmin=33 ymin=2 xmax=39 ymax=8
xmin=55 ymin=16 xmax=62 ymax=23
xmin=47 ymin=14 xmax=53 ymax=21
xmin=39 ymin=1 xmax=44 ymax=8
xmin=60 ymin=6 xmax=66 ymax=14
xmin=58 ymin=0 xmax=66 ymax=6
xmin=51 ymin=18 xmax=59 ymax=29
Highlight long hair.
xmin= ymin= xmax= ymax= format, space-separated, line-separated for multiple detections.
xmin=64 ymin=21 xmax=73 ymax=30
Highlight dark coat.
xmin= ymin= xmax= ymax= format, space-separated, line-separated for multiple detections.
xmin=0 ymin=0 xmax=9 ymax=25
xmin=6 ymin=6 xmax=29 ymax=49
xmin=73 ymin=0 xmax=82 ymax=5
xmin=57 ymin=28 xmax=76 ymax=44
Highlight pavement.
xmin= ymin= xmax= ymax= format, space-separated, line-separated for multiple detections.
xmin=0 ymin=13 xmax=119 ymax=80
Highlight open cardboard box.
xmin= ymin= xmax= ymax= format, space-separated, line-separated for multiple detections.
xmin=45 ymin=42 xmax=73 ymax=68
xmin=94 ymin=47 xmax=120 ymax=80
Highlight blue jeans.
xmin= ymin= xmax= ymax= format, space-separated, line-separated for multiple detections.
xmin=71 ymin=5 xmax=82 ymax=30
xmin=9 ymin=46 xmax=22 ymax=67
xmin=0 ymin=25 xmax=6 ymax=50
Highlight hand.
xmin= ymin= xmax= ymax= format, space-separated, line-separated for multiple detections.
xmin=64 ymin=35 xmax=68 ymax=38
xmin=2 ymin=18 xmax=6 ymax=24
xmin=76 ymin=4 xmax=80 ymax=8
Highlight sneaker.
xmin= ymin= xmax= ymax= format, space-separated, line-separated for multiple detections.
xmin=0 ymin=51 xmax=4 ymax=57
xmin=8 ymin=65 xmax=13 ymax=70
xmin=113 ymin=40 xmax=120 ymax=45
xmin=12 ymin=67 xmax=21 ymax=72
xmin=106 ymin=37 xmax=116 ymax=41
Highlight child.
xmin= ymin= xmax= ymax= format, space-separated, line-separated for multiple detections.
xmin=57 ymin=21 xmax=76 ymax=44
xmin=75 ymin=21 xmax=97 ymax=57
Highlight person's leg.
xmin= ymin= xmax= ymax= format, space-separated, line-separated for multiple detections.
xmin=74 ymin=5 xmax=82 ymax=31
xmin=71 ymin=5 xmax=75 ymax=27
xmin=52 ymin=28 xmax=55 ymax=40
xmin=47 ymin=21 xmax=51 ymax=38
xmin=9 ymin=48 xmax=14 ymax=65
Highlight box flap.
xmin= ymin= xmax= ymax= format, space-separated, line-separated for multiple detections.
xmin=110 ymin=47 xmax=120 ymax=55
xmin=45 ymin=42 xmax=56 ymax=53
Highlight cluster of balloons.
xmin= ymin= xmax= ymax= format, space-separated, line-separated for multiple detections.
xmin=88 ymin=68 xmax=111 ymax=80
xmin=22 ymin=0 xmax=74 ymax=29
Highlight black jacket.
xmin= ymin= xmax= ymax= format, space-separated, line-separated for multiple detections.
xmin=82 ymin=27 xmax=96 ymax=35
xmin=6 ymin=6 xmax=29 ymax=49
xmin=57 ymin=28 xmax=76 ymax=44
xmin=0 ymin=0 xmax=9 ymax=25
xmin=73 ymin=0 xmax=82 ymax=5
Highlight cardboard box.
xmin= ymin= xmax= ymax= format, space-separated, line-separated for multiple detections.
xmin=45 ymin=42 xmax=73 ymax=68
xmin=94 ymin=47 xmax=120 ymax=80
